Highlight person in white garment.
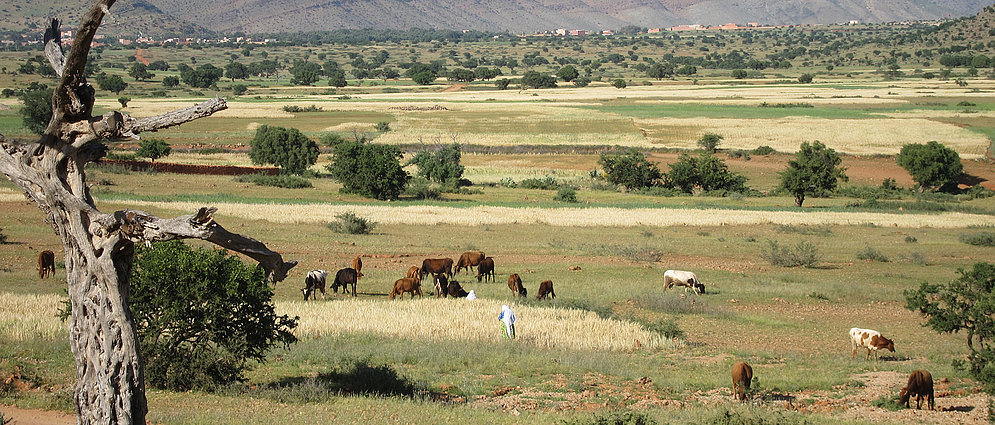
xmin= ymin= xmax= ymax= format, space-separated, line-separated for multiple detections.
xmin=498 ymin=304 xmax=516 ymax=339
xmin=466 ymin=290 xmax=477 ymax=300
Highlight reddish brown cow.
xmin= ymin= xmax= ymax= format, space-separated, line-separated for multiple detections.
xmin=536 ymin=280 xmax=555 ymax=300
xmin=455 ymin=251 xmax=486 ymax=275
xmin=731 ymin=361 xmax=753 ymax=401
xmin=331 ymin=268 xmax=359 ymax=297
xmin=508 ymin=273 xmax=527 ymax=297
xmin=900 ymin=370 xmax=934 ymax=410
xmin=406 ymin=266 xmax=421 ymax=281
xmin=420 ymin=258 xmax=454 ymax=281
xmin=38 ymin=250 xmax=55 ymax=279
xmin=390 ymin=277 xmax=422 ymax=300
xmin=352 ymin=256 xmax=364 ymax=280
xmin=476 ymin=257 xmax=495 ymax=283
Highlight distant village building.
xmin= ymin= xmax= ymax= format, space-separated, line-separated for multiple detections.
xmin=667 ymin=24 xmax=705 ymax=31
xmin=647 ymin=28 xmax=663 ymax=33
xmin=555 ymin=28 xmax=567 ymax=36
xmin=568 ymin=29 xmax=586 ymax=36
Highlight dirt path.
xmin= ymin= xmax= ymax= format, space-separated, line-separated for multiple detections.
xmin=1 ymin=405 xmax=74 ymax=425
xmin=134 ymin=48 xmax=151 ymax=66
xmin=441 ymin=84 xmax=467 ymax=93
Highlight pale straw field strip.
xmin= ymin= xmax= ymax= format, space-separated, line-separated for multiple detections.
xmin=278 ymin=298 xmax=673 ymax=352
xmin=0 ymin=293 xmax=67 ymax=341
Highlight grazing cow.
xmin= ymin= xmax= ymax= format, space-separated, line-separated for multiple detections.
xmin=731 ymin=361 xmax=753 ymax=401
xmin=390 ymin=277 xmax=422 ymax=300
xmin=420 ymin=258 xmax=454 ymax=281
xmin=301 ymin=269 xmax=327 ymax=300
xmin=663 ymin=270 xmax=703 ymax=295
xmin=508 ymin=273 xmax=527 ymax=297
xmin=434 ymin=274 xmax=451 ymax=298
xmin=330 ymin=268 xmax=359 ymax=297
xmin=352 ymin=256 xmax=364 ymax=280
xmin=455 ymin=251 xmax=486 ymax=275
xmin=850 ymin=327 xmax=895 ymax=370
xmin=536 ymin=280 xmax=556 ymax=300
xmin=900 ymin=370 xmax=935 ymax=410
xmin=406 ymin=266 xmax=421 ymax=281
xmin=476 ymin=257 xmax=495 ymax=283
xmin=38 ymin=250 xmax=55 ymax=279
xmin=447 ymin=280 xmax=469 ymax=298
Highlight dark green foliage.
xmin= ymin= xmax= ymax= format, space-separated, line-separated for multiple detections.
xmin=162 ymin=76 xmax=180 ymax=87
xmin=179 ymin=63 xmax=223 ymax=88
xmin=560 ymin=410 xmax=656 ymax=425
xmin=374 ymin=121 xmax=391 ymax=132
xmin=118 ymin=97 xmax=131 ymax=108
xmin=495 ymin=78 xmax=511 ymax=89
xmin=554 ymin=186 xmax=578 ymax=202
xmin=646 ymin=63 xmax=674 ymax=79
xmin=779 ymin=141 xmax=848 ymax=207
xmin=752 ymin=145 xmax=775 ymax=155
xmin=290 ymin=61 xmax=322 ymax=86
xmin=760 ymin=240 xmax=821 ymax=268
xmin=856 ymin=245 xmax=889 ymax=262
xmin=521 ymin=71 xmax=557 ymax=89
xmin=407 ymin=143 xmax=464 ymax=184
xmin=897 ymin=141 xmax=963 ymax=192
xmin=598 ymin=149 xmax=662 ymax=190
xmin=321 ymin=133 xmax=346 ymax=146
xmin=698 ymin=133 xmax=723 ymax=152
xmin=326 ymin=139 xmax=409 ymax=200
xmin=556 ymin=65 xmax=579 ymax=82
xmin=645 ymin=318 xmax=684 ymax=339
xmin=664 ymin=153 xmax=749 ymax=194
xmin=327 ymin=212 xmax=375 ymax=234
xmin=136 ymin=138 xmax=171 ymax=162
xmin=573 ymin=77 xmax=592 ymax=87
xmin=282 ymin=105 xmax=323 ymax=113
xmin=234 ymin=174 xmax=313 ymax=189
xmin=224 ymin=62 xmax=249 ymax=81
xmin=905 ymin=262 xmax=995 ymax=393
xmin=410 ymin=71 xmax=437 ymax=85
xmin=0 ymin=227 xmax=7 ymax=244
xmin=960 ymin=232 xmax=995 ymax=247
xmin=95 ymin=73 xmax=128 ymax=94
xmin=611 ymin=79 xmax=627 ymax=89
xmin=130 ymin=241 xmax=298 ymax=391
xmin=403 ymin=178 xmax=442 ymax=200
xmin=128 ymin=62 xmax=154 ymax=81
xmin=328 ymin=69 xmax=348 ymax=87
xmin=731 ymin=69 xmax=748 ymax=79
xmin=232 ymin=84 xmax=248 ymax=95
xmin=18 ymin=82 xmax=53 ymax=134
xmin=519 ymin=176 xmax=560 ymax=190
xmin=249 ymin=125 xmax=319 ymax=175
xmin=798 ymin=73 xmax=814 ymax=83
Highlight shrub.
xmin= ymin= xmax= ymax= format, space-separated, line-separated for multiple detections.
xmin=327 ymin=212 xmax=376 ymax=234
xmin=234 ymin=173 xmax=313 ymax=189
xmin=611 ymin=78 xmax=627 ymax=89
xmin=136 ymin=138 xmax=171 ymax=162
xmin=554 ymin=186 xmax=578 ymax=202
xmin=130 ymin=241 xmax=298 ymax=391
xmin=760 ymin=240 xmax=821 ymax=268
xmin=960 ymin=232 xmax=995 ymax=247
xmin=249 ymin=125 xmax=319 ymax=175
xmin=751 ymin=145 xmax=775 ymax=155
xmin=904 ymin=251 xmax=928 ymax=266
xmin=326 ymin=139 xmax=409 ymax=200
xmin=599 ymin=149 xmax=662 ymax=190
xmin=871 ymin=395 xmax=904 ymax=411
xmin=856 ymin=245 xmax=889 ymax=262
xmin=646 ymin=318 xmax=684 ymax=340
xmin=374 ymin=121 xmax=391 ymax=132
xmin=232 ymin=84 xmax=248 ymax=95
xmin=697 ymin=133 xmax=723 ymax=153
xmin=282 ymin=105 xmax=323 ymax=113
xmin=519 ymin=176 xmax=560 ymax=190
xmin=905 ymin=236 xmax=918 ymax=243
xmin=664 ymin=153 xmax=749 ymax=194
xmin=18 ymin=82 xmax=53 ymax=134
xmin=403 ymin=178 xmax=442 ymax=200
xmin=321 ymin=133 xmax=346 ymax=147
xmin=897 ymin=141 xmax=963 ymax=192
xmin=798 ymin=73 xmax=814 ymax=83
xmin=573 ymin=77 xmax=591 ymax=87
xmin=118 ymin=96 xmax=131 ymax=108
xmin=407 ymin=143 xmax=464 ymax=184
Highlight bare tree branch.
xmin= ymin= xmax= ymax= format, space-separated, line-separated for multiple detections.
xmin=43 ymin=19 xmax=66 ymax=77
xmin=130 ymin=98 xmax=228 ymax=134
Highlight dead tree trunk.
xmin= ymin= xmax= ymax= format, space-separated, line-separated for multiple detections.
xmin=0 ymin=2 xmax=296 ymax=424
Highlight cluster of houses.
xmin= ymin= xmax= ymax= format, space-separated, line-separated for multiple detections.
xmin=521 ymin=18 xmax=942 ymax=38
xmin=3 ymin=30 xmax=275 ymax=48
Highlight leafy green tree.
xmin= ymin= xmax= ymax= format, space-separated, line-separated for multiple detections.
xmin=290 ymin=60 xmax=322 ymax=86
xmin=179 ymin=64 xmax=223 ymax=89
xmin=598 ymin=148 xmax=662 ymax=190
xmin=95 ymin=73 xmax=128 ymax=94
xmin=326 ymin=139 xmax=409 ymax=200
xmin=148 ymin=60 xmax=170 ymax=71
xmin=130 ymin=240 xmax=298 ymax=391
xmin=798 ymin=73 xmax=814 ymax=83
xmin=408 ymin=143 xmax=465 ymax=184
xmin=18 ymin=82 xmax=53 ymax=134
xmin=224 ymin=61 xmax=249 ymax=81
xmin=646 ymin=63 xmax=674 ymax=79
xmin=411 ymin=71 xmax=436 ymax=85
xmin=556 ymin=65 xmax=579 ymax=82
xmin=118 ymin=97 xmax=130 ymax=108
xmin=611 ymin=79 xmax=627 ymax=89
xmin=136 ymin=138 xmax=172 ymax=162
xmin=905 ymin=262 xmax=995 ymax=393
xmin=731 ymin=69 xmax=748 ymax=79
xmin=495 ymin=78 xmax=511 ymax=90
xmin=162 ymin=76 xmax=180 ymax=87
xmin=248 ymin=125 xmax=319 ymax=175
xmin=779 ymin=141 xmax=848 ymax=207
xmin=520 ymin=71 xmax=557 ymax=89
xmin=665 ymin=153 xmax=749 ymax=194
xmin=698 ymin=133 xmax=723 ymax=153
xmin=232 ymin=84 xmax=248 ymax=95
xmin=676 ymin=65 xmax=697 ymax=76
xmin=573 ymin=77 xmax=591 ymax=87
xmin=328 ymin=69 xmax=348 ymax=88
xmin=128 ymin=62 xmax=154 ymax=81
xmin=897 ymin=141 xmax=963 ymax=192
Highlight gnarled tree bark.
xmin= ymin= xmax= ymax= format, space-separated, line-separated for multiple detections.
xmin=0 ymin=1 xmax=296 ymax=424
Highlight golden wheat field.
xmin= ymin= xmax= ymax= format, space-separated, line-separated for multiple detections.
xmin=278 ymin=298 xmax=674 ymax=352
xmin=0 ymin=293 xmax=66 ymax=341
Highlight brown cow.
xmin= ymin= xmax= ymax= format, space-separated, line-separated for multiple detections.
xmin=455 ymin=251 xmax=486 ymax=275
xmin=38 ymin=250 xmax=55 ymax=279
xmin=536 ymin=280 xmax=555 ymax=300
xmin=508 ymin=273 xmax=527 ymax=297
xmin=476 ymin=257 xmax=495 ymax=283
xmin=352 ymin=256 xmax=364 ymax=280
xmin=447 ymin=279 xmax=469 ymax=298
xmin=731 ymin=361 xmax=753 ymax=401
xmin=420 ymin=258 xmax=453 ymax=281
xmin=331 ymin=268 xmax=359 ymax=297
xmin=406 ymin=266 xmax=421 ymax=282
xmin=899 ymin=370 xmax=934 ymax=410
xmin=390 ymin=277 xmax=422 ymax=300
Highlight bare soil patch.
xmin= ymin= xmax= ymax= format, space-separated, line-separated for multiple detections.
xmin=0 ymin=405 xmax=74 ymax=425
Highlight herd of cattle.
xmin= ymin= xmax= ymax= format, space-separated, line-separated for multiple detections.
xmin=31 ymin=249 xmax=939 ymax=409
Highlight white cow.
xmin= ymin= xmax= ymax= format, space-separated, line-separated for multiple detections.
xmin=849 ymin=327 xmax=895 ymax=370
xmin=302 ymin=269 xmax=327 ymax=300
xmin=664 ymin=270 xmax=704 ymax=295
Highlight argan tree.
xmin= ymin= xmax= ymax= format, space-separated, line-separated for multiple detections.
xmin=0 ymin=3 xmax=297 ymax=424
xmin=779 ymin=140 xmax=848 ymax=207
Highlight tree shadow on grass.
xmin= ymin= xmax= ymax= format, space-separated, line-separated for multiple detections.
xmin=243 ymin=360 xmax=445 ymax=404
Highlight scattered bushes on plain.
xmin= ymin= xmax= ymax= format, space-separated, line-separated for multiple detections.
xmin=520 ymin=176 xmax=560 ymax=190
xmin=760 ymin=240 xmax=821 ymax=268
xmin=234 ymin=173 xmax=313 ymax=189
xmin=856 ymin=245 xmax=889 ymax=262
xmin=282 ymin=104 xmax=323 ymax=113
xmin=554 ymin=186 xmax=579 ymax=202
xmin=959 ymin=232 xmax=995 ymax=247
xmin=327 ymin=212 xmax=376 ymax=235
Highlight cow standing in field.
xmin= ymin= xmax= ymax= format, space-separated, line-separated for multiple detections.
xmin=421 ymin=258 xmax=454 ymax=281
xmin=390 ymin=277 xmax=422 ymax=300
xmin=301 ymin=269 xmax=327 ymax=300
xmin=476 ymin=257 xmax=495 ymax=283
xmin=455 ymin=251 xmax=486 ymax=275
xmin=536 ymin=280 xmax=555 ymax=300
xmin=731 ymin=361 xmax=753 ymax=401
xmin=331 ymin=267 xmax=359 ymax=296
xmin=900 ymin=370 xmax=935 ymax=410
xmin=352 ymin=256 xmax=364 ymax=280
xmin=508 ymin=273 xmax=527 ymax=297
xmin=849 ymin=327 xmax=895 ymax=370
xmin=38 ymin=250 xmax=55 ymax=279
xmin=663 ymin=270 xmax=704 ymax=295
